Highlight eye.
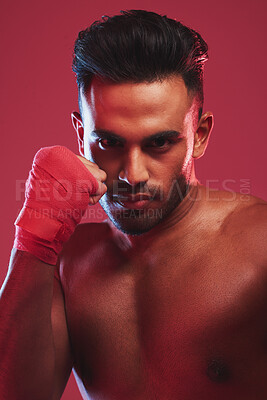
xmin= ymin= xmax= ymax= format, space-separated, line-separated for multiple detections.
xmin=147 ymin=137 xmax=174 ymax=150
xmin=97 ymin=138 xmax=122 ymax=150
xmin=152 ymin=138 xmax=169 ymax=147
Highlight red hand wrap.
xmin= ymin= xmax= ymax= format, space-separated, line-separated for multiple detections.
xmin=14 ymin=146 xmax=99 ymax=265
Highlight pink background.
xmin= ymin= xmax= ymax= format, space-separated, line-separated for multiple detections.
xmin=1 ymin=0 xmax=266 ymax=398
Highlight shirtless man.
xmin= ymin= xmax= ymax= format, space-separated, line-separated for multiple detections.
xmin=1 ymin=9 xmax=267 ymax=400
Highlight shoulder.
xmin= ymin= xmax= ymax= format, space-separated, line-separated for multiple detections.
xmin=219 ymin=190 xmax=267 ymax=231
xmin=199 ymin=185 xmax=267 ymax=225
xmin=206 ymin=188 xmax=267 ymax=266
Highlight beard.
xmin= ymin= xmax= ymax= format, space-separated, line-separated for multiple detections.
xmin=99 ymin=173 xmax=190 ymax=236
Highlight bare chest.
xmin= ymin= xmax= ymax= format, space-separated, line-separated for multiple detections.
xmin=62 ymin=235 xmax=267 ymax=399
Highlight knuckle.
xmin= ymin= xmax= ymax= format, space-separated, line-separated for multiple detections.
xmin=101 ymin=170 xmax=107 ymax=179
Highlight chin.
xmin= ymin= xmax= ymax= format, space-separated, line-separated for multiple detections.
xmin=108 ymin=214 xmax=161 ymax=236
xmin=99 ymin=197 xmax=164 ymax=235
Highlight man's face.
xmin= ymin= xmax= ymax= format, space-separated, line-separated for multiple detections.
xmin=79 ymin=75 xmax=199 ymax=235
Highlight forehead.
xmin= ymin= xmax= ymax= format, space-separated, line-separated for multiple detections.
xmin=80 ymin=76 xmax=197 ymax=135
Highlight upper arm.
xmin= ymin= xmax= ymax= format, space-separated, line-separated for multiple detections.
xmin=51 ymin=267 xmax=74 ymax=400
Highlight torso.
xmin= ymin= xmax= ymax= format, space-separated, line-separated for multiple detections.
xmin=58 ymin=185 xmax=267 ymax=400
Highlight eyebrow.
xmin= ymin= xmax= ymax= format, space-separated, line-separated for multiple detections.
xmin=91 ymin=129 xmax=182 ymax=143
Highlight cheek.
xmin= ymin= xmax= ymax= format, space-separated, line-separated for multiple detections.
xmin=149 ymin=159 xmax=184 ymax=192
xmin=85 ymin=142 xmax=105 ymax=165
xmin=174 ymin=139 xmax=194 ymax=172
xmin=88 ymin=143 xmax=102 ymax=164
xmin=184 ymin=134 xmax=195 ymax=157
xmin=156 ymin=144 xmax=189 ymax=175
xmin=154 ymin=147 xmax=192 ymax=190
xmin=83 ymin=134 xmax=94 ymax=161
xmin=89 ymin=144 xmax=121 ymax=181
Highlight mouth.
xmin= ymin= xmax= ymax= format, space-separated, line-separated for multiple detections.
xmin=112 ymin=194 xmax=153 ymax=209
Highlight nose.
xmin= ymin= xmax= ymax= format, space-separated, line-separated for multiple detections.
xmin=118 ymin=147 xmax=149 ymax=186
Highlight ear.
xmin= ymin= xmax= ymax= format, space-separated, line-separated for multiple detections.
xmin=192 ymin=111 xmax=214 ymax=159
xmin=71 ymin=111 xmax=84 ymax=156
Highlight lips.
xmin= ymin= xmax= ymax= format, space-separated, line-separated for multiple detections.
xmin=113 ymin=194 xmax=153 ymax=209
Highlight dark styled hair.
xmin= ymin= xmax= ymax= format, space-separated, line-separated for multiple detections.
xmin=72 ymin=10 xmax=209 ymax=119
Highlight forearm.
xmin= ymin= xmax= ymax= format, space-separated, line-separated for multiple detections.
xmin=0 ymin=146 xmax=104 ymax=399
xmin=0 ymin=249 xmax=56 ymax=399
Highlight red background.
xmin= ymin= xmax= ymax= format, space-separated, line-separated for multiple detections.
xmin=0 ymin=0 xmax=266 ymax=398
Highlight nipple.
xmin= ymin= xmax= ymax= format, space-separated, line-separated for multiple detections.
xmin=206 ymin=358 xmax=231 ymax=383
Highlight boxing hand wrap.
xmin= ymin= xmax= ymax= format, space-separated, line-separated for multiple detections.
xmin=14 ymin=146 xmax=99 ymax=265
